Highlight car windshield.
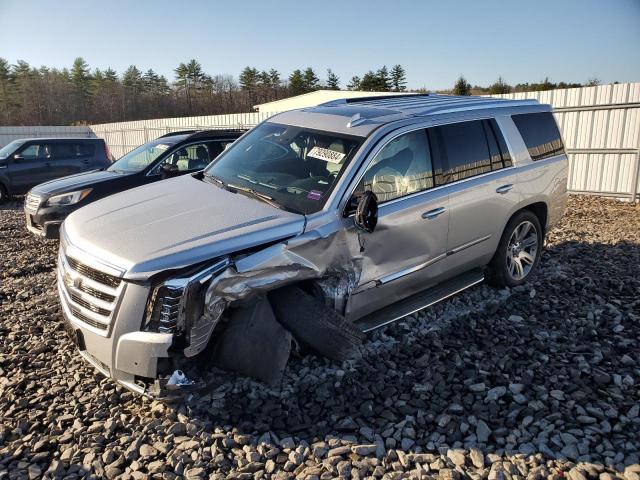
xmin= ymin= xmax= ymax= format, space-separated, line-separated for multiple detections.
xmin=107 ymin=137 xmax=183 ymax=173
xmin=0 ymin=140 xmax=25 ymax=159
xmin=203 ymin=122 xmax=363 ymax=215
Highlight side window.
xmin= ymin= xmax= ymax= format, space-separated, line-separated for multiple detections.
xmin=434 ymin=120 xmax=492 ymax=183
xmin=160 ymin=143 xmax=211 ymax=172
xmin=488 ymin=119 xmax=513 ymax=168
xmin=359 ymin=129 xmax=434 ymax=203
xmin=76 ymin=143 xmax=95 ymax=157
xmin=483 ymin=119 xmax=513 ymax=170
xmin=18 ymin=143 xmax=50 ymax=160
xmin=50 ymin=143 xmax=76 ymax=159
xmin=512 ymin=112 xmax=564 ymax=161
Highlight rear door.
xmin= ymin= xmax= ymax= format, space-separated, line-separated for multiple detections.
xmin=434 ymin=118 xmax=519 ymax=275
xmin=346 ymin=127 xmax=450 ymax=320
xmin=50 ymin=141 xmax=94 ymax=177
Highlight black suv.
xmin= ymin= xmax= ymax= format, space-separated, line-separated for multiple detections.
xmin=0 ymin=137 xmax=112 ymax=202
xmin=24 ymin=129 xmax=246 ymax=238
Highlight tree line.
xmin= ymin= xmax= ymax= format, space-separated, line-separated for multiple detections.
xmin=450 ymin=75 xmax=602 ymax=96
xmin=0 ymin=56 xmax=605 ymax=126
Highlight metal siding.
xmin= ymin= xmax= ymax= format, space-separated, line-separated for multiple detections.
xmin=489 ymin=82 xmax=640 ymax=200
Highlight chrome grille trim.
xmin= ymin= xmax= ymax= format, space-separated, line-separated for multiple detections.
xmin=57 ymin=247 xmax=125 ymax=336
xmin=25 ymin=193 xmax=41 ymax=212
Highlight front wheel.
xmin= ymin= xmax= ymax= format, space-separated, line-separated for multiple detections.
xmin=488 ymin=210 xmax=543 ymax=287
xmin=0 ymin=184 xmax=8 ymax=203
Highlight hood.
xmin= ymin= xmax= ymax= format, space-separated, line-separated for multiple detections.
xmin=63 ymin=174 xmax=306 ymax=280
xmin=31 ymin=169 xmax=127 ymax=196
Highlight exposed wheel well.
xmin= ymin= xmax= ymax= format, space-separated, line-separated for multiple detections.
xmin=522 ymin=202 xmax=548 ymax=235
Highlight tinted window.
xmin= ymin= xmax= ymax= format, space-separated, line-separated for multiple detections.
xmin=512 ymin=112 xmax=564 ymax=161
xmin=159 ymin=143 xmax=212 ymax=172
xmin=434 ymin=120 xmax=492 ymax=183
xmin=18 ymin=143 xmax=50 ymax=160
xmin=358 ymin=129 xmax=434 ymax=202
xmin=485 ymin=119 xmax=513 ymax=170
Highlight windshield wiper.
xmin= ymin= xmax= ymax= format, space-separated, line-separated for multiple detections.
xmin=204 ymin=173 xmax=232 ymax=191
xmin=227 ymin=182 xmax=303 ymax=213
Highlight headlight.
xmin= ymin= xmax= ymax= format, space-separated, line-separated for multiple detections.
xmin=143 ymin=258 xmax=230 ymax=334
xmin=46 ymin=189 xmax=92 ymax=206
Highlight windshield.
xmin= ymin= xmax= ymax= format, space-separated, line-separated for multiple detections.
xmin=203 ymin=122 xmax=363 ymax=214
xmin=0 ymin=140 xmax=26 ymax=159
xmin=108 ymin=137 xmax=183 ymax=173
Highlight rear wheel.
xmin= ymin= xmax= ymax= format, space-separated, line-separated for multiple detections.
xmin=488 ymin=210 xmax=543 ymax=287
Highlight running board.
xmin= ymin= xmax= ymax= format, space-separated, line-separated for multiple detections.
xmin=356 ymin=270 xmax=485 ymax=332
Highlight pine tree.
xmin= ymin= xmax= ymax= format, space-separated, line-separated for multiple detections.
xmin=239 ymin=66 xmax=259 ymax=90
xmin=347 ymin=76 xmax=361 ymax=90
xmin=303 ymin=68 xmax=319 ymax=92
xmin=288 ymin=69 xmax=306 ymax=95
xmin=453 ymin=75 xmax=471 ymax=95
xmin=376 ymin=66 xmax=391 ymax=91
xmin=390 ymin=64 xmax=407 ymax=92
xmin=488 ymin=76 xmax=511 ymax=94
xmin=326 ymin=69 xmax=340 ymax=90
xmin=359 ymin=71 xmax=379 ymax=91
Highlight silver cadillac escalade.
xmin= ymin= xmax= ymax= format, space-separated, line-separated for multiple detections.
xmin=57 ymin=94 xmax=568 ymax=397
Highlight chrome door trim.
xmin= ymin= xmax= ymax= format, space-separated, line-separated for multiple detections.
xmin=378 ymin=253 xmax=448 ymax=285
xmin=447 ymin=234 xmax=492 ymax=256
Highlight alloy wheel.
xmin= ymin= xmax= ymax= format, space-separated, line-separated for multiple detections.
xmin=506 ymin=220 xmax=538 ymax=281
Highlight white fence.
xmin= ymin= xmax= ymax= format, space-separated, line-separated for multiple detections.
xmin=1 ymin=83 xmax=639 ymax=201
xmin=89 ymin=112 xmax=273 ymax=159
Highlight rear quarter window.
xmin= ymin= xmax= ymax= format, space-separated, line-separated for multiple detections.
xmin=512 ymin=112 xmax=565 ymax=161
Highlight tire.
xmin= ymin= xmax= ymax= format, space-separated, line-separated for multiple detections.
xmin=268 ymin=285 xmax=364 ymax=361
xmin=0 ymin=184 xmax=8 ymax=203
xmin=487 ymin=210 xmax=543 ymax=288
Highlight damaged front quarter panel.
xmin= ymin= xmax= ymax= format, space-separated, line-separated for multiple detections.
xmin=184 ymin=226 xmax=365 ymax=357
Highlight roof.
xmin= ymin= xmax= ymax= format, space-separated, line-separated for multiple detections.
xmin=270 ymin=93 xmax=547 ymax=137
xmin=253 ymin=90 xmax=418 ymax=113
xmin=9 ymin=137 xmax=102 ymax=142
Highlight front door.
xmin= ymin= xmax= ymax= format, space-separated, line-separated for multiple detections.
xmin=9 ymin=141 xmax=53 ymax=193
xmin=346 ymin=128 xmax=450 ymax=321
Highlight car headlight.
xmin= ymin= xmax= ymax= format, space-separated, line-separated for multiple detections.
xmin=46 ymin=189 xmax=92 ymax=206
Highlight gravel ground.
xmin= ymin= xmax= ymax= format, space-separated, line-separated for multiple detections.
xmin=0 ymin=196 xmax=639 ymax=480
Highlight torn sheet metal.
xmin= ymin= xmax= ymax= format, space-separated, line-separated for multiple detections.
xmin=185 ymin=227 xmax=364 ymax=357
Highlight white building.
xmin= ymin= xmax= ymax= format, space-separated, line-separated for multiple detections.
xmin=253 ymin=90 xmax=417 ymax=113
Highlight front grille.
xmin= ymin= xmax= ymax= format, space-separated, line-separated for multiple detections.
xmin=70 ymin=306 xmax=108 ymax=331
xmin=58 ymin=248 xmax=124 ymax=335
xmin=66 ymin=256 xmax=121 ymax=288
xmin=69 ymin=291 xmax=111 ymax=317
xmin=25 ymin=193 xmax=41 ymax=212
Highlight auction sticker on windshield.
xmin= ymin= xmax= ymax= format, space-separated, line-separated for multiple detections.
xmin=307 ymin=146 xmax=345 ymax=164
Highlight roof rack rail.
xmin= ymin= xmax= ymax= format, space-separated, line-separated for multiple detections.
xmin=344 ymin=93 xmax=431 ymax=104
xmin=158 ymin=130 xmax=198 ymax=138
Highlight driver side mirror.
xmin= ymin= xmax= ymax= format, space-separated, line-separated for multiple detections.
xmin=13 ymin=153 xmax=23 ymax=162
xmin=353 ymin=190 xmax=378 ymax=233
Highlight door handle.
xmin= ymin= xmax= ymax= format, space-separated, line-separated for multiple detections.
xmin=496 ymin=184 xmax=513 ymax=194
xmin=422 ymin=207 xmax=446 ymax=219
xmin=44 ymin=162 xmax=51 ymax=168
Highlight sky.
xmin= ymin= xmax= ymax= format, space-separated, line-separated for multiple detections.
xmin=1 ymin=0 xmax=639 ymax=90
